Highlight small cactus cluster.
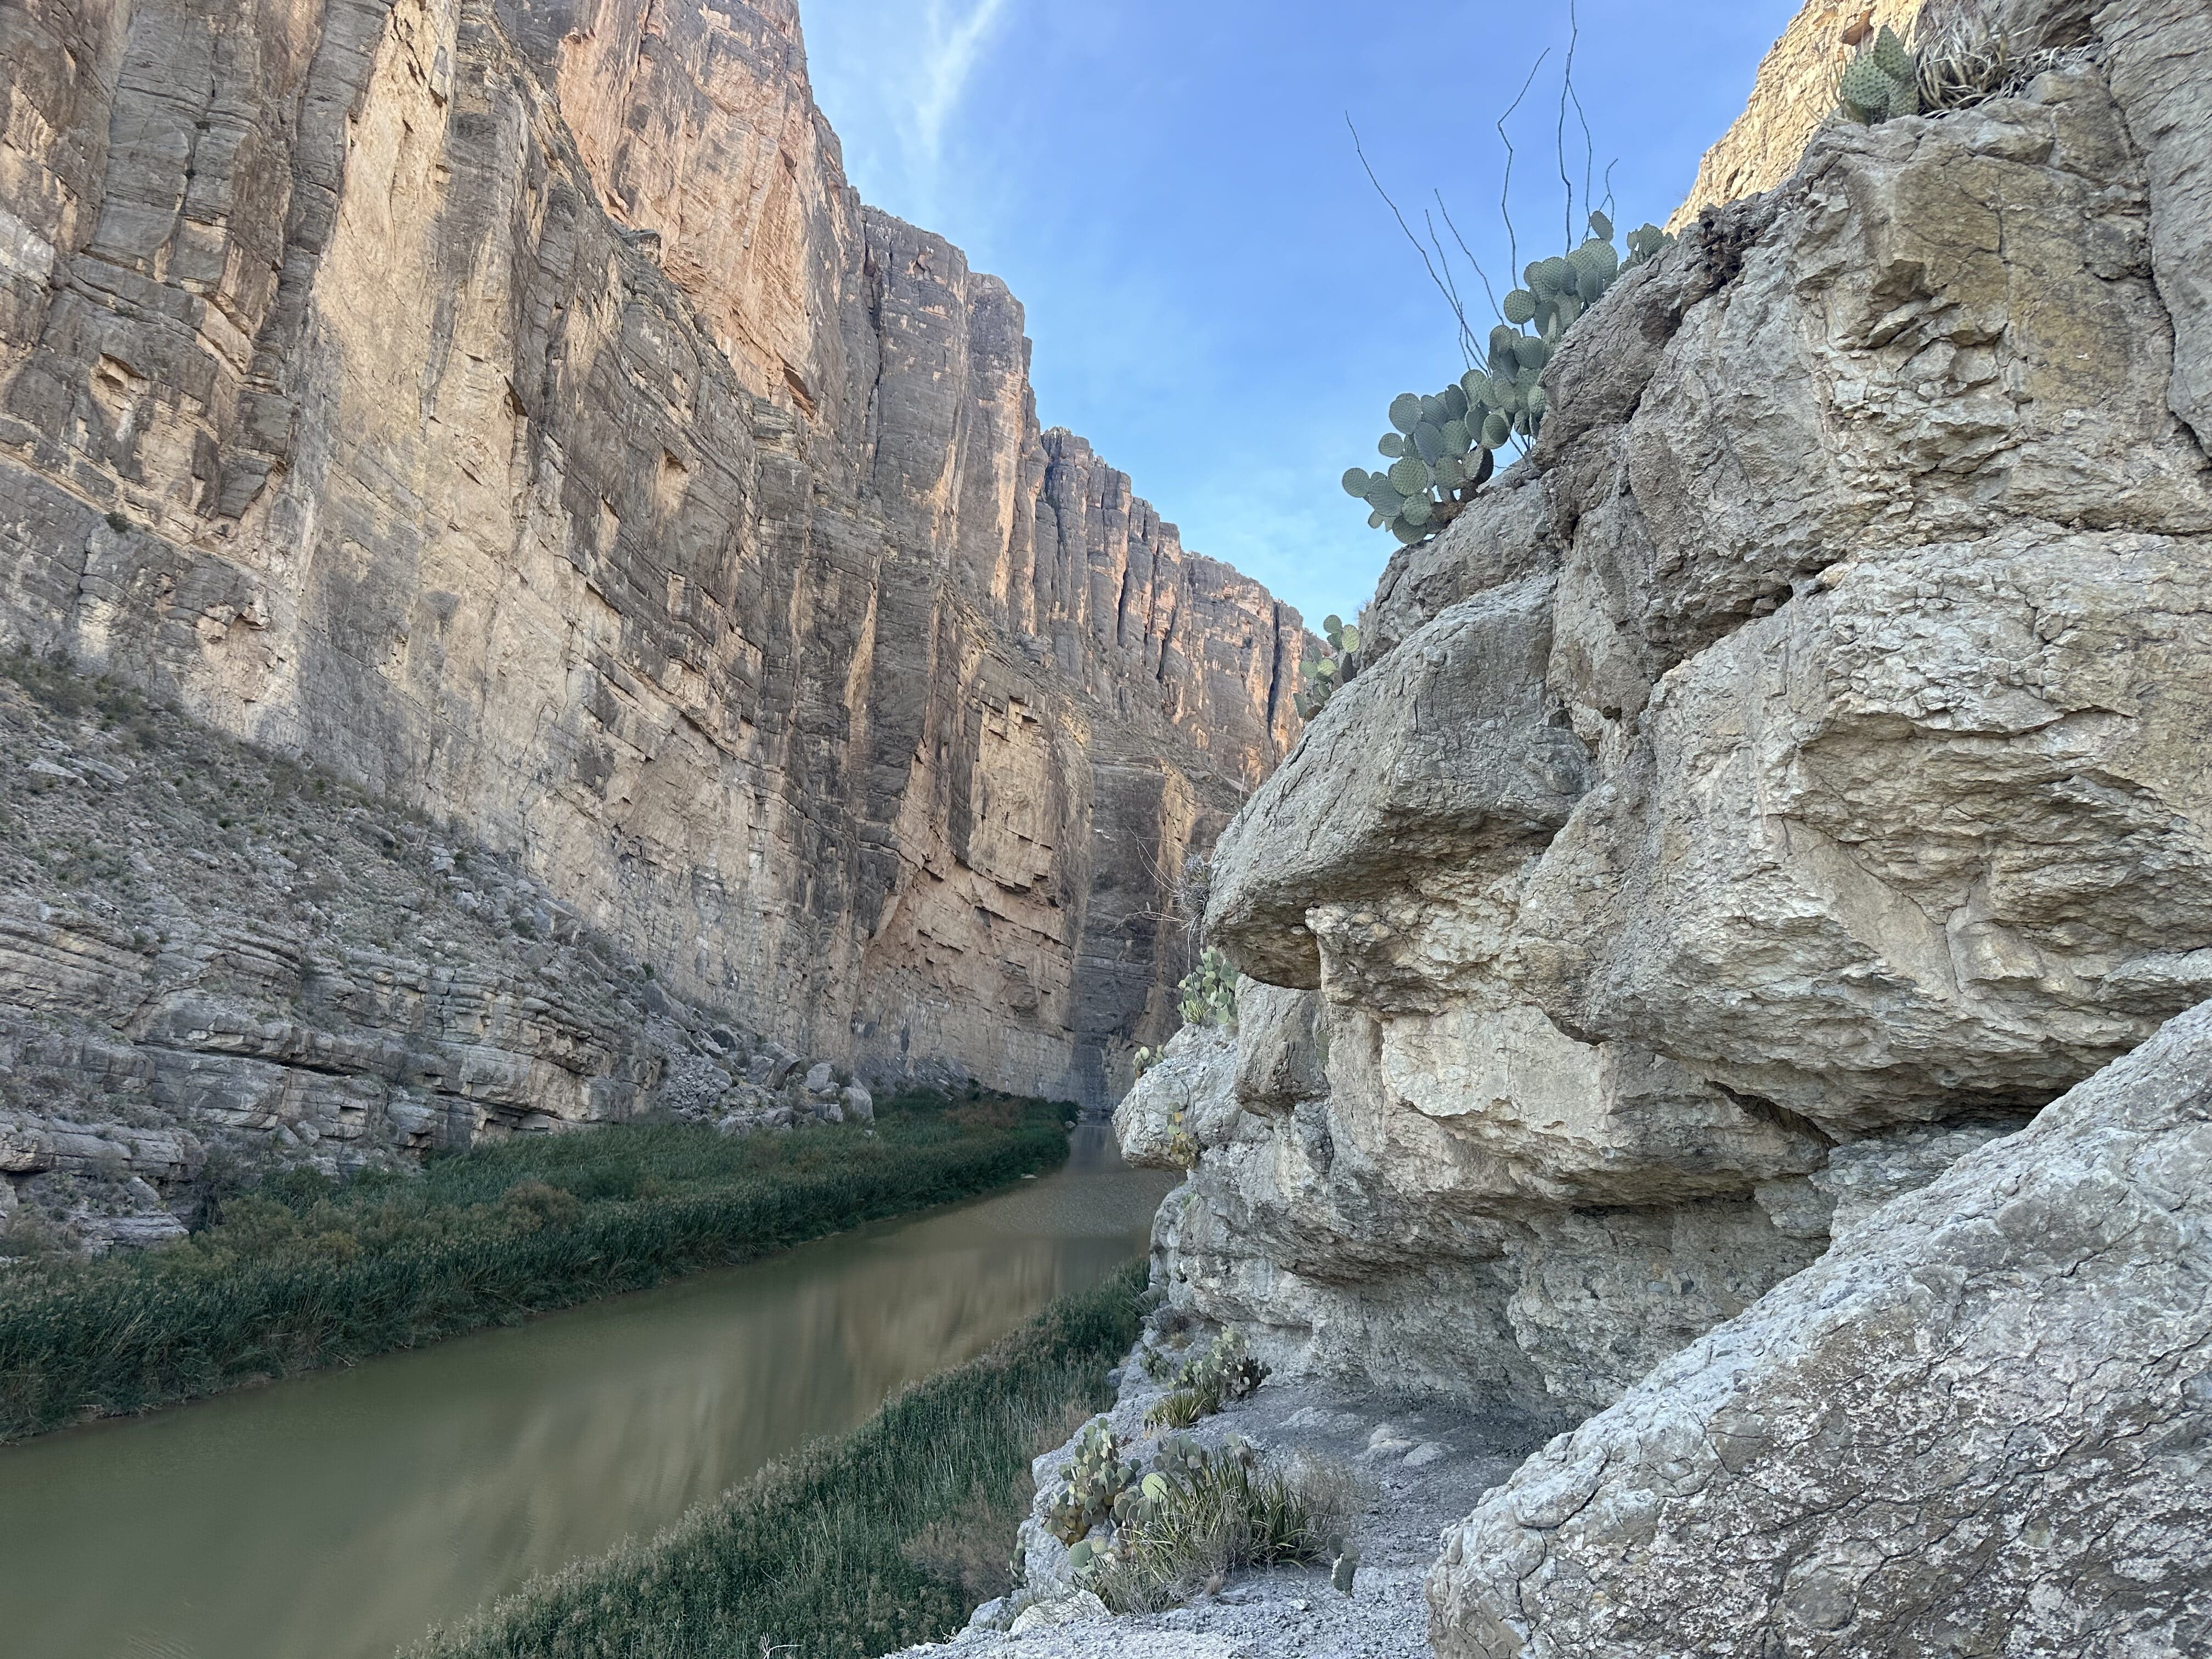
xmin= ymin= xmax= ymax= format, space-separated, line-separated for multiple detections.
xmin=1144 ymin=1328 xmax=1270 ymax=1427
xmin=1069 ymin=1435 xmax=1260 ymax=1584
xmin=1180 ymin=1329 xmax=1268 ymax=1408
xmin=1176 ymin=947 xmax=1237 ymax=1030
xmin=1344 ymin=211 xmax=1672 ymax=546
xmin=1837 ymin=26 xmax=1921 ymax=122
xmin=1331 ymin=1543 xmax=1362 ymax=1595
xmin=1295 ymin=613 xmax=1361 ymax=721
xmin=1152 ymin=1432 xmax=1215 ymax=1485
xmin=1164 ymin=1110 xmax=1200 ymax=1172
xmin=1044 ymin=1421 xmax=1136 ymax=1546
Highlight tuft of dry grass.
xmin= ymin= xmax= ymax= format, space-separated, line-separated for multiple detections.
xmin=1913 ymin=20 xmax=2072 ymax=112
xmin=1087 ymin=1447 xmax=1359 ymax=1615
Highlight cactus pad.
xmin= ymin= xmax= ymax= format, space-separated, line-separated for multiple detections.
xmin=1871 ymin=24 xmax=1913 ymax=79
xmin=1387 ymin=455 xmax=1430 ymax=494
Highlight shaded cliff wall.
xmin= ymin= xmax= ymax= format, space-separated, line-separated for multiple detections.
xmin=0 ymin=0 xmax=1306 ymax=1106
xmin=1104 ymin=0 xmax=2212 ymax=1649
xmin=1132 ymin=0 xmax=2212 ymax=1416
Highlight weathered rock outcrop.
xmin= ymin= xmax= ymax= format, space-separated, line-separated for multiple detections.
xmin=0 ymin=0 xmax=1305 ymax=1110
xmin=1668 ymin=0 xmax=1922 ymax=230
xmin=1158 ymin=0 xmax=2211 ymax=1394
xmin=1115 ymin=0 xmax=2212 ymax=1644
xmin=1430 ymin=999 xmax=2212 ymax=1659
xmin=0 ymin=655 xmax=821 ymax=1250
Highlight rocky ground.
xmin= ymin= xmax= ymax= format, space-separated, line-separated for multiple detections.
xmin=0 ymin=652 xmax=871 ymax=1257
xmin=898 ymin=1335 xmax=1553 ymax=1659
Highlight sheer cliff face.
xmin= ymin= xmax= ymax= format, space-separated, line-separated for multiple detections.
xmin=0 ymin=0 xmax=1305 ymax=1105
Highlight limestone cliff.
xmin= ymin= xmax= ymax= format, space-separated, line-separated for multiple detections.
xmin=0 ymin=0 xmax=1306 ymax=1113
xmin=1667 ymin=0 xmax=1922 ymax=229
xmin=1115 ymin=0 xmax=2212 ymax=1650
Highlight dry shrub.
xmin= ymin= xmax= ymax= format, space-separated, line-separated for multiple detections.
xmin=1087 ymin=1447 xmax=1358 ymax=1614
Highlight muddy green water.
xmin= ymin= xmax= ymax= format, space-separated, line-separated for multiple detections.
xmin=0 ymin=1125 xmax=1173 ymax=1659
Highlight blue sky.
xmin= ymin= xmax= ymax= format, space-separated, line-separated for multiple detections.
xmin=797 ymin=0 xmax=1801 ymax=624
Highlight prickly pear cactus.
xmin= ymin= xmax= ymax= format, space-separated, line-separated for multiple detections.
xmin=1155 ymin=1328 xmax=1272 ymax=1418
xmin=1837 ymin=26 xmax=1922 ymax=123
xmin=1332 ymin=1545 xmax=1361 ymax=1594
xmin=1044 ymin=1421 xmax=1137 ymax=1545
xmin=1344 ymin=210 xmax=1672 ymax=548
xmin=1294 ymin=611 xmax=1365 ymax=720
xmin=1153 ymin=1434 xmax=1211 ymax=1485
xmin=1175 ymin=947 xmax=1238 ymax=1030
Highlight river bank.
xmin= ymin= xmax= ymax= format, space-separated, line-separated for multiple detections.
xmin=0 ymin=1123 xmax=1172 ymax=1659
xmin=414 ymin=1261 xmax=1153 ymax=1659
xmin=0 ymin=1091 xmax=1073 ymax=1442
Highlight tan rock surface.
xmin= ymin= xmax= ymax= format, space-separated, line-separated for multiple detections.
xmin=1141 ymin=0 xmax=2210 ymax=1450
xmin=0 ymin=658 xmax=781 ymax=1249
xmin=1667 ymin=0 xmax=1922 ymax=230
xmin=0 ymin=0 xmax=1307 ymax=1108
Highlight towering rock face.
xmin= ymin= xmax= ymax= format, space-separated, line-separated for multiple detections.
xmin=1118 ymin=0 xmax=2211 ymax=1646
xmin=0 ymin=0 xmax=1305 ymax=1107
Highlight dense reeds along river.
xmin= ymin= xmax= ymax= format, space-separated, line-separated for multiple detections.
xmin=0 ymin=1124 xmax=1173 ymax=1659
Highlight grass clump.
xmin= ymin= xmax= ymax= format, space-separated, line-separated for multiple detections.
xmin=0 ymin=1094 xmax=1073 ymax=1442
xmin=410 ymin=1261 xmax=1151 ymax=1659
xmin=1077 ymin=1437 xmax=1355 ymax=1615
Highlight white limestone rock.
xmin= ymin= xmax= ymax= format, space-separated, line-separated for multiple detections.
xmin=1429 ymin=998 xmax=2212 ymax=1659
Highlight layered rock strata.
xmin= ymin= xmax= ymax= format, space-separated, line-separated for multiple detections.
xmin=1147 ymin=0 xmax=2212 ymax=1397
xmin=0 ymin=656 xmax=853 ymax=1252
xmin=0 ymin=0 xmax=1305 ymax=1110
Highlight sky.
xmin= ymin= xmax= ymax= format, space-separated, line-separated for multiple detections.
xmin=796 ymin=0 xmax=1803 ymax=625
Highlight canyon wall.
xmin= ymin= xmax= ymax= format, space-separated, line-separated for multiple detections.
xmin=1119 ymin=0 xmax=2212 ymax=1649
xmin=0 ymin=0 xmax=1306 ymax=1113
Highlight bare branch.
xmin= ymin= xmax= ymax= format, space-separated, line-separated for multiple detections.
xmin=1347 ymin=114 xmax=1475 ymax=362
xmin=1421 ymin=208 xmax=1479 ymax=368
xmin=1496 ymin=48 xmax=1549 ymax=280
xmin=1434 ymin=193 xmax=1502 ymax=329
xmin=1557 ymin=10 xmax=1578 ymax=247
xmin=1567 ymin=1 xmax=1596 ymax=233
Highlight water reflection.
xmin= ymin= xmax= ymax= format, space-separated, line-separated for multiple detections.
xmin=0 ymin=1125 xmax=1173 ymax=1659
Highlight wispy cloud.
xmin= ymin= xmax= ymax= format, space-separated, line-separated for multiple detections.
xmin=909 ymin=0 xmax=1013 ymax=169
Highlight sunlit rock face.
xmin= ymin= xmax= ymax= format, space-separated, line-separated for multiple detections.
xmin=1175 ymin=16 xmax=2210 ymax=1406
xmin=0 ymin=0 xmax=1308 ymax=1108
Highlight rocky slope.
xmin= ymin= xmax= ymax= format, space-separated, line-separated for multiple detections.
xmin=0 ymin=0 xmax=1306 ymax=1113
xmin=0 ymin=650 xmax=853 ymax=1252
xmin=1112 ymin=0 xmax=2212 ymax=1651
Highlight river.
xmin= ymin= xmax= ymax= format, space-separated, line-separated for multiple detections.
xmin=0 ymin=1124 xmax=1173 ymax=1659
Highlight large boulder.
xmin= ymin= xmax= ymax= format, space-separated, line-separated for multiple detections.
xmin=1429 ymin=998 xmax=2212 ymax=1659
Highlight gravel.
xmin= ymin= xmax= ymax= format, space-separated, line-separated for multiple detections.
xmin=895 ymin=1340 xmax=1553 ymax=1659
